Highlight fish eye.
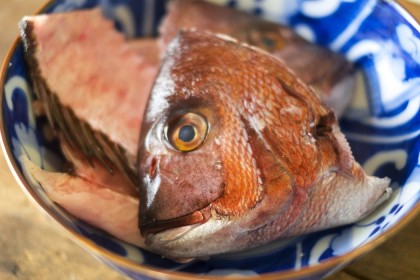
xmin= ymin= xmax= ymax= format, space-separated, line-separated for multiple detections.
xmin=247 ymin=28 xmax=285 ymax=51
xmin=164 ymin=112 xmax=208 ymax=152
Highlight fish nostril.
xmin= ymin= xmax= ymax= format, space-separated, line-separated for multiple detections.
xmin=149 ymin=157 xmax=158 ymax=179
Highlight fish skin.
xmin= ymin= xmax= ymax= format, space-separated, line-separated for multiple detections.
xmin=137 ymin=31 xmax=391 ymax=259
xmin=59 ymin=138 xmax=138 ymax=197
xmin=159 ymin=0 xmax=355 ymax=117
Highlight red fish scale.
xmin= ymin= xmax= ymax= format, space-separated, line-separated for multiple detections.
xmin=238 ymin=65 xmax=320 ymax=189
xmin=211 ymin=85 xmax=263 ymax=217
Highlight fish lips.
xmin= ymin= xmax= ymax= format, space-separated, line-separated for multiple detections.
xmin=140 ymin=205 xmax=211 ymax=243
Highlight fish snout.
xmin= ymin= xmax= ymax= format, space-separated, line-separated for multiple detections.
xmin=138 ymin=153 xmax=225 ymax=238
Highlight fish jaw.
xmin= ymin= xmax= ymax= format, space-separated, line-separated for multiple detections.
xmin=144 ymin=218 xmax=236 ymax=259
xmin=141 ymin=207 xmax=211 ymax=237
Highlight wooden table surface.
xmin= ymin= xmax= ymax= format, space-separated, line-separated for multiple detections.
xmin=0 ymin=1 xmax=419 ymax=280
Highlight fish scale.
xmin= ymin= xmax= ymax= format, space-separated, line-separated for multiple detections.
xmin=212 ymin=91 xmax=263 ymax=217
xmin=242 ymin=71 xmax=319 ymax=189
xmin=241 ymin=51 xmax=320 ymax=189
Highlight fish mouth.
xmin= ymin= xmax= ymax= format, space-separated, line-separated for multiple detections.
xmin=141 ymin=206 xmax=211 ymax=240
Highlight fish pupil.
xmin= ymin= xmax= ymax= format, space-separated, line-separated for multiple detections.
xmin=178 ymin=125 xmax=195 ymax=142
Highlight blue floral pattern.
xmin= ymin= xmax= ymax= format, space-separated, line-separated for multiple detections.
xmin=1 ymin=0 xmax=419 ymax=279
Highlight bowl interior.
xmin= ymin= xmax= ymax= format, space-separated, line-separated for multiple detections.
xmin=1 ymin=0 xmax=420 ymax=278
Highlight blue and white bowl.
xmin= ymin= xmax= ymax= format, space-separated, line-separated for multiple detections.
xmin=1 ymin=0 xmax=419 ymax=279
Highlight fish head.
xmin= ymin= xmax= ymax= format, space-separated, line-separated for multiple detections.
xmin=138 ymin=31 xmax=267 ymax=240
xmin=137 ymin=30 xmax=389 ymax=259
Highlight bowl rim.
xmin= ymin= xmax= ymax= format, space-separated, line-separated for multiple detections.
xmin=1 ymin=0 xmax=419 ymax=279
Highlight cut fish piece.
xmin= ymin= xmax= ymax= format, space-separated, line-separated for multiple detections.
xmin=20 ymin=9 xmax=159 ymax=182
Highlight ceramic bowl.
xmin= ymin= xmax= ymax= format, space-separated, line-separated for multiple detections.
xmin=1 ymin=0 xmax=419 ymax=279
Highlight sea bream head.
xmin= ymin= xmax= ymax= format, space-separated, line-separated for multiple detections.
xmin=137 ymin=30 xmax=390 ymax=260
